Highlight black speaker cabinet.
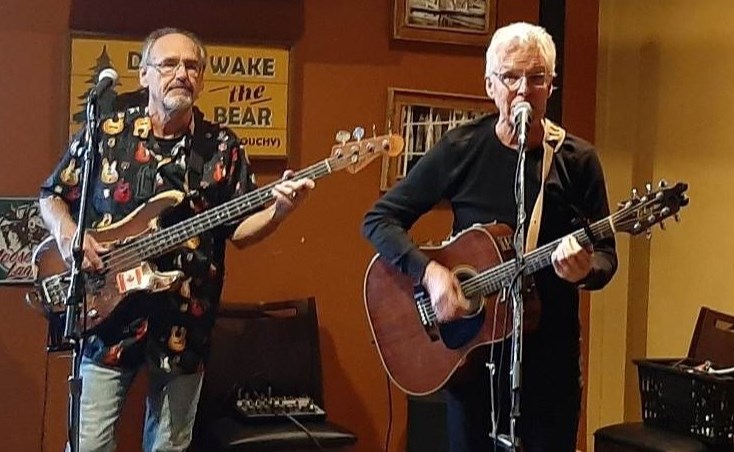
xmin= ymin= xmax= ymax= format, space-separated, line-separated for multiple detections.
xmin=407 ymin=392 xmax=448 ymax=452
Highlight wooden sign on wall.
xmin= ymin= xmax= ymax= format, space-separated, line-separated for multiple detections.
xmin=69 ymin=34 xmax=291 ymax=158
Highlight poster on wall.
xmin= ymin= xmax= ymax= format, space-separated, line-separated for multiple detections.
xmin=69 ymin=34 xmax=290 ymax=158
xmin=0 ymin=198 xmax=49 ymax=284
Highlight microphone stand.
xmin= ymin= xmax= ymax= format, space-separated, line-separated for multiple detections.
xmin=507 ymin=115 xmax=530 ymax=451
xmin=64 ymin=92 xmax=102 ymax=452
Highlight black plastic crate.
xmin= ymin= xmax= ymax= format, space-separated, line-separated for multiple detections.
xmin=635 ymin=358 xmax=734 ymax=446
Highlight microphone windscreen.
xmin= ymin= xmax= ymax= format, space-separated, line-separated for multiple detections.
xmin=511 ymin=101 xmax=533 ymax=125
xmin=98 ymin=67 xmax=119 ymax=83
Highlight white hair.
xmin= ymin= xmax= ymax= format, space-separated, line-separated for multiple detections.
xmin=484 ymin=22 xmax=557 ymax=78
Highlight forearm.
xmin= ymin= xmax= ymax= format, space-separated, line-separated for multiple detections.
xmin=39 ymin=195 xmax=76 ymax=241
xmin=362 ymin=211 xmax=431 ymax=282
xmin=579 ymin=240 xmax=617 ymax=290
xmin=230 ymin=204 xmax=281 ymax=248
xmin=576 ymin=149 xmax=618 ymax=290
xmin=361 ymin=143 xmax=451 ymax=283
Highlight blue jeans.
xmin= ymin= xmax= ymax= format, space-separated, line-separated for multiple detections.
xmin=75 ymin=357 xmax=204 ymax=452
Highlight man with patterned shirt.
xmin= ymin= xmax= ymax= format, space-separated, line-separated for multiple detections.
xmin=39 ymin=28 xmax=314 ymax=452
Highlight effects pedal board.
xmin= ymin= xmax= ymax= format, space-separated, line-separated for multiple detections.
xmin=234 ymin=393 xmax=326 ymax=423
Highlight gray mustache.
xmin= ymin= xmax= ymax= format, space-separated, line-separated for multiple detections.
xmin=168 ymin=84 xmax=192 ymax=92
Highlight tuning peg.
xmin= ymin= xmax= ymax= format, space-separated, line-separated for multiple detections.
xmin=372 ymin=124 xmax=377 ymax=138
xmin=335 ymin=130 xmax=350 ymax=145
xmin=659 ymin=221 xmax=666 ymax=230
xmin=658 ymin=179 xmax=668 ymax=188
xmin=352 ymin=126 xmax=365 ymax=142
xmin=674 ymin=214 xmax=681 ymax=222
xmin=645 ymin=183 xmax=653 ymax=194
xmin=635 ymin=187 xmax=650 ymax=202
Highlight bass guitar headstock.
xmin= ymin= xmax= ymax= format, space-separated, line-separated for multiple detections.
xmin=328 ymin=127 xmax=403 ymax=174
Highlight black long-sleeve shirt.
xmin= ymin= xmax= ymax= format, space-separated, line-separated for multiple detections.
xmin=362 ymin=114 xmax=617 ymax=387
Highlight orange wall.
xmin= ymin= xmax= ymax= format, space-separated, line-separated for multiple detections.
xmin=0 ymin=1 xmax=602 ymax=451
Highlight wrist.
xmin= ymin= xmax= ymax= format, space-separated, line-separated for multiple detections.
xmin=421 ymin=260 xmax=438 ymax=286
xmin=575 ymin=267 xmax=596 ymax=289
xmin=271 ymin=203 xmax=287 ymax=225
xmin=58 ymin=219 xmax=77 ymax=240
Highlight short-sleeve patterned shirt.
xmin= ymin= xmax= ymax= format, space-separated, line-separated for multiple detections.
xmin=40 ymin=105 xmax=257 ymax=374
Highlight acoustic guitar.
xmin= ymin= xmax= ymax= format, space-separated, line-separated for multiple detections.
xmin=363 ymin=181 xmax=689 ymax=395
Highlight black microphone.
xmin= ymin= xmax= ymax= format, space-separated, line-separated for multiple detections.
xmin=511 ymin=101 xmax=533 ymax=146
xmin=89 ymin=68 xmax=118 ymax=99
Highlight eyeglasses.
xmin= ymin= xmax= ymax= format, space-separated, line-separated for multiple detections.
xmin=147 ymin=58 xmax=203 ymax=77
xmin=491 ymin=71 xmax=550 ymax=91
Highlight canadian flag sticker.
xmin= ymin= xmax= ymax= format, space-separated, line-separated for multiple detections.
xmin=116 ymin=267 xmax=144 ymax=294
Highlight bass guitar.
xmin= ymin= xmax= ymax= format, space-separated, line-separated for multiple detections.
xmin=363 ymin=181 xmax=689 ymax=395
xmin=29 ymin=132 xmax=404 ymax=332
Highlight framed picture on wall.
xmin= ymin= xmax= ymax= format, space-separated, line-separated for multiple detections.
xmin=69 ymin=33 xmax=291 ymax=158
xmin=381 ymin=88 xmax=496 ymax=190
xmin=0 ymin=198 xmax=49 ymax=284
xmin=393 ymin=0 xmax=497 ymax=46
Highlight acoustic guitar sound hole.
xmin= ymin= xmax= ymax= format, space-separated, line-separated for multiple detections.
xmin=438 ymin=267 xmax=485 ymax=350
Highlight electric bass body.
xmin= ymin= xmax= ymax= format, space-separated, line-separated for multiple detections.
xmin=32 ymin=190 xmax=194 ymax=332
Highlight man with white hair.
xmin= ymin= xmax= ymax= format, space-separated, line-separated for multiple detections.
xmin=362 ymin=22 xmax=617 ymax=451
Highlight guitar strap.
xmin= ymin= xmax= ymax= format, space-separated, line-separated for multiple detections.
xmin=525 ymin=118 xmax=566 ymax=251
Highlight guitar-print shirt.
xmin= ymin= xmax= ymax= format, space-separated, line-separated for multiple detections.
xmin=40 ymin=105 xmax=257 ymax=374
xmin=362 ymin=113 xmax=618 ymax=391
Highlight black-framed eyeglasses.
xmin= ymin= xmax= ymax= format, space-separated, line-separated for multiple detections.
xmin=147 ymin=58 xmax=203 ymax=77
xmin=491 ymin=71 xmax=550 ymax=91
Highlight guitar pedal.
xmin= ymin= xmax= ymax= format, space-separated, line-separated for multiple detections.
xmin=234 ymin=392 xmax=326 ymax=423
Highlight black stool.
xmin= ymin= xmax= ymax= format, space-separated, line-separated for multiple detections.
xmin=203 ymin=417 xmax=356 ymax=451
xmin=594 ymin=422 xmax=726 ymax=452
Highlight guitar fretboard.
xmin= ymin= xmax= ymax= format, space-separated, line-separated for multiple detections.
xmin=461 ymin=216 xmax=616 ymax=298
xmin=101 ymin=159 xmax=333 ymax=273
